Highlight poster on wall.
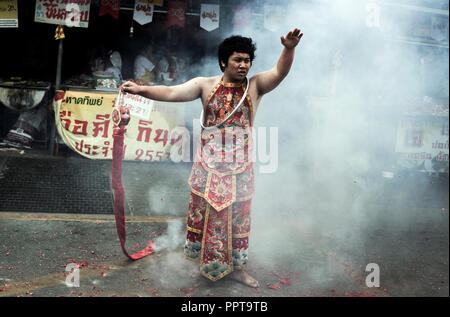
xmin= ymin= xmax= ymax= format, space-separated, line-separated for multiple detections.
xmin=0 ymin=0 xmax=18 ymax=28
xmin=34 ymin=0 xmax=91 ymax=28
xmin=395 ymin=115 xmax=449 ymax=173
xmin=53 ymin=90 xmax=186 ymax=162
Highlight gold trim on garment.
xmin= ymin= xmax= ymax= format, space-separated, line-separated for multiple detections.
xmin=199 ymin=205 xmax=235 ymax=282
xmin=184 ymin=255 xmax=200 ymax=263
xmin=187 ymin=225 xmax=202 ymax=234
xmin=232 ymin=232 xmax=250 ymax=238
xmin=205 ymin=80 xmax=222 ymax=109
xmin=199 ymin=204 xmax=210 ymax=273
xmin=220 ymin=80 xmax=246 ymax=88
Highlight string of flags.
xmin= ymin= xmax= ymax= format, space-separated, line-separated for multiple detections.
xmin=124 ymin=1 xmax=284 ymax=33
xmin=31 ymin=0 xmax=284 ymax=32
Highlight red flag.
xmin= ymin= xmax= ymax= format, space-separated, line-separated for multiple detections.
xmin=233 ymin=5 xmax=252 ymax=32
xmin=167 ymin=1 xmax=186 ymax=28
xmin=99 ymin=0 xmax=120 ymax=20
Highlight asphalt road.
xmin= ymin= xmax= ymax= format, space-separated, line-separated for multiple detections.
xmin=0 ymin=149 xmax=448 ymax=299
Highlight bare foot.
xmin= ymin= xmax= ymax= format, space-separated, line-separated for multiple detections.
xmin=230 ymin=270 xmax=259 ymax=288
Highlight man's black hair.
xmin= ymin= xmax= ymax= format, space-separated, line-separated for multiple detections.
xmin=218 ymin=35 xmax=256 ymax=72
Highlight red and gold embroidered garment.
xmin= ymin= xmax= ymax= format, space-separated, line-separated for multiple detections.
xmin=185 ymin=79 xmax=255 ymax=281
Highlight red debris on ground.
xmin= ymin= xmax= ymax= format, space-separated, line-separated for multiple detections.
xmin=268 ymin=284 xmax=280 ymax=290
xmin=279 ymin=279 xmax=291 ymax=286
xmin=71 ymin=260 xmax=88 ymax=268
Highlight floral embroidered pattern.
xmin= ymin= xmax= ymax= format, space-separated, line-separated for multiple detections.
xmin=184 ymin=192 xmax=252 ymax=281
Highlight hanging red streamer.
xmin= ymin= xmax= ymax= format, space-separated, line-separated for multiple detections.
xmin=167 ymin=1 xmax=186 ymax=28
xmin=111 ymin=118 xmax=153 ymax=260
xmin=99 ymin=0 xmax=121 ymax=20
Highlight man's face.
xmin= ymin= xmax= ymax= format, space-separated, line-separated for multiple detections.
xmin=222 ymin=52 xmax=251 ymax=81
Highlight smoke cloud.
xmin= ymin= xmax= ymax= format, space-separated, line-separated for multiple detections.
xmin=144 ymin=0 xmax=448 ymax=293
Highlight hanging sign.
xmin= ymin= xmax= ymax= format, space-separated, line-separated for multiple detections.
xmin=34 ymin=0 xmax=90 ymax=28
xmin=0 ymin=0 xmax=18 ymax=28
xmin=167 ymin=1 xmax=186 ymax=28
xmin=99 ymin=0 xmax=120 ymax=20
xmin=200 ymin=4 xmax=219 ymax=32
xmin=133 ymin=0 xmax=154 ymax=25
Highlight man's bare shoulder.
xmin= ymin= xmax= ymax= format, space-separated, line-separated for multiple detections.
xmin=193 ymin=76 xmax=221 ymax=87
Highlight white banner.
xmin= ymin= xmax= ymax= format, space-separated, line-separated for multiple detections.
xmin=34 ymin=0 xmax=90 ymax=28
xmin=200 ymin=4 xmax=219 ymax=32
xmin=115 ymin=90 xmax=154 ymax=120
xmin=133 ymin=0 xmax=154 ymax=26
xmin=264 ymin=5 xmax=284 ymax=32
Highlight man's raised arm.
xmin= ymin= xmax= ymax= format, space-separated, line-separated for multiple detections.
xmin=120 ymin=77 xmax=204 ymax=103
xmin=253 ymin=28 xmax=303 ymax=96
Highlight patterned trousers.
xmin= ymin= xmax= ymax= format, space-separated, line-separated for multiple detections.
xmin=184 ymin=191 xmax=252 ymax=281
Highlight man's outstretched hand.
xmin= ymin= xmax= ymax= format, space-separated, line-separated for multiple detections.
xmin=281 ymin=28 xmax=303 ymax=49
xmin=120 ymin=81 xmax=140 ymax=94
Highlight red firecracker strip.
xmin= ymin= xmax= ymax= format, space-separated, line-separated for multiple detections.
xmin=112 ymin=123 xmax=154 ymax=260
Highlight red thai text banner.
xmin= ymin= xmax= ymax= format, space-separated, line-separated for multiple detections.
xmin=34 ymin=0 xmax=91 ymax=28
xmin=54 ymin=90 xmax=185 ymax=161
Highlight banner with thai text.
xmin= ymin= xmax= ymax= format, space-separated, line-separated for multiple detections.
xmin=34 ymin=0 xmax=91 ymax=28
xmin=54 ymin=90 xmax=186 ymax=161
xmin=133 ymin=0 xmax=154 ymax=25
xmin=0 ymin=0 xmax=18 ymax=28
xmin=200 ymin=4 xmax=219 ymax=32
xmin=395 ymin=115 xmax=449 ymax=173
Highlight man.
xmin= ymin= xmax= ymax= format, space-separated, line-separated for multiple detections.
xmin=121 ymin=28 xmax=303 ymax=288
xmin=134 ymin=43 xmax=157 ymax=84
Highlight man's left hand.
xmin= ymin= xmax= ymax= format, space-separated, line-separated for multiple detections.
xmin=281 ymin=28 xmax=303 ymax=49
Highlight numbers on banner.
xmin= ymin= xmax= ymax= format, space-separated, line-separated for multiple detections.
xmin=135 ymin=149 xmax=170 ymax=162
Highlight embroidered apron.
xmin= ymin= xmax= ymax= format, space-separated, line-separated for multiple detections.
xmin=184 ymin=79 xmax=255 ymax=281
